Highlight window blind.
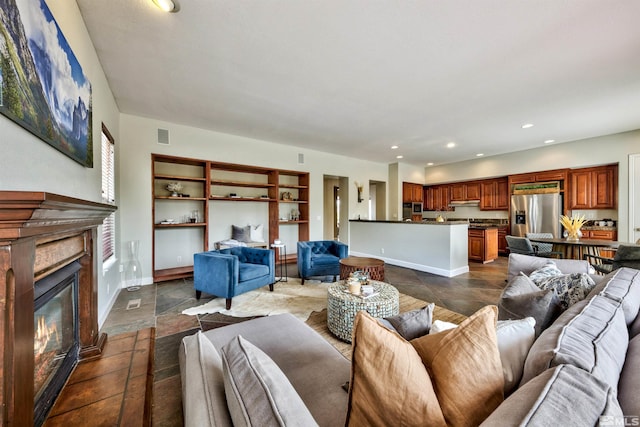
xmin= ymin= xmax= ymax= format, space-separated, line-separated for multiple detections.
xmin=101 ymin=125 xmax=115 ymax=261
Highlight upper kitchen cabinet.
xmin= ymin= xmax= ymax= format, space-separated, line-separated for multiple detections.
xmin=450 ymin=181 xmax=481 ymax=201
xmin=479 ymin=178 xmax=509 ymax=210
xmin=509 ymin=168 xmax=569 ymax=184
xmin=423 ymin=185 xmax=452 ymax=211
xmin=403 ymin=182 xmax=424 ymax=203
xmin=568 ymin=164 xmax=618 ymax=209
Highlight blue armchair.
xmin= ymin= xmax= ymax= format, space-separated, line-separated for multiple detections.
xmin=194 ymin=247 xmax=275 ymax=309
xmin=297 ymin=240 xmax=349 ymax=285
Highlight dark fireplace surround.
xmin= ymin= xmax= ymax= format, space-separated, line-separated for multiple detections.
xmin=0 ymin=192 xmax=116 ymax=426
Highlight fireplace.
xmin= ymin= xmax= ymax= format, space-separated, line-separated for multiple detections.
xmin=0 ymin=192 xmax=116 ymax=426
xmin=33 ymin=261 xmax=80 ymax=426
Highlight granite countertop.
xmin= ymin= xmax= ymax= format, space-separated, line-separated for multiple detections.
xmin=581 ymin=226 xmax=617 ymax=231
xmin=349 ymin=219 xmax=469 ymax=225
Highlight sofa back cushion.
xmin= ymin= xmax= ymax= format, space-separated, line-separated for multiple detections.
xmin=480 ymin=364 xmax=622 ymax=427
xmin=507 ymin=253 xmax=592 ymax=282
xmin=588 ymin=267 xmax=640 ymax=325
xmin=520 ymin=295 xmax=628 ymax=390
xmin=618 ymin=334 xmax=640 ymax=416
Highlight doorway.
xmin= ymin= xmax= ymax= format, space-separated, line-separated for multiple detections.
xmin=323 ymin=175 xmax=349 ymax=241
xmin=369 ymin=180 xmax=387 ymax=221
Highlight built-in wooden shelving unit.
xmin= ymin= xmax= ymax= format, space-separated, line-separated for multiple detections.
xmin=152 ymin=154 xmax=309 ymax=282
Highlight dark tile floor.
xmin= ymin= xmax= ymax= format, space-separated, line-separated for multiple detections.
xmin=100 ymin=256 xmax=509 ymax=426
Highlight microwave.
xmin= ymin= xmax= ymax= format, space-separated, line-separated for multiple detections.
xmin=412 ymin=202 xmax=423 ymax=213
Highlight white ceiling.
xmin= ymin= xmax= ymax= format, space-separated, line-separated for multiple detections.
xmin=76 ymin=0 xmax=640 ymax=166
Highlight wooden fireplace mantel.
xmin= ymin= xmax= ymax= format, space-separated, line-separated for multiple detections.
xmin=0 ymin=191 xmax=116 ymax=426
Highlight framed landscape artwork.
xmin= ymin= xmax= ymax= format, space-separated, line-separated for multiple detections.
xmin=0 ymin=0 xmax=93 ymax=167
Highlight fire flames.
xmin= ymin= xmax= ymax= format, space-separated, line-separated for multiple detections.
xmin=35 ymin=315 xmax=59 ymax=357
xmin=34 ymin=315 xmax=60 ymax=397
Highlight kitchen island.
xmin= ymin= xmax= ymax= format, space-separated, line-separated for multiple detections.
xmin=349 ymin=219 xmax=469 ymax=277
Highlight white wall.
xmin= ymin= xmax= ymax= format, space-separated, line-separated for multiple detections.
xmin=119 ymin=114 xmax=390 ymax=280
xmin=424 ymin=130 xmax=640 ymax=241
xmin=0 ymin=0 xmax=121 ymax=325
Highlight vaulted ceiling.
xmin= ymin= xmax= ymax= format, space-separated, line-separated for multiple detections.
xmin=76 ymin=0 xmax=640 ymax=166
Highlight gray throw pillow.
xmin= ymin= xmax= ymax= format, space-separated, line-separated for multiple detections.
xmin=220 ymin=335 xmax=318 ymax=427
xmin=535 ymin=272 xmax=597 ymax=310
xmin=231 ymin=225 xmax=251 ymax=243
xmin=528 ymin=260 xmax=562 ymax=283
xmin=498 ymin=273 xmax=563 ymax=337
xmin=383 ymin=303 xmax=434 ymax=340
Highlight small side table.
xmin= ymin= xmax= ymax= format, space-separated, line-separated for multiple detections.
xmin=270 ymin=243 xmax=288 ymax=282
xmin=339 ymin=256 xmax=385 ymax=281
xmin=327 ymin=280 xmax=399 ymax=342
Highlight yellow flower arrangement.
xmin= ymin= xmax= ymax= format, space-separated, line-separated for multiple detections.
xmin=560 ymin=214 xmax=586 ymax=241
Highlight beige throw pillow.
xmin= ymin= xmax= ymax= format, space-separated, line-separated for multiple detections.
xmin=411 ymin=305 xmax=504 ymax=427
xmin=346 ymin=311 xmax=446 ymax=427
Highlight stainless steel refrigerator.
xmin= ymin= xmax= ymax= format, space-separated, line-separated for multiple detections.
xmin=511 ymin=193 xmax=563 ymax=238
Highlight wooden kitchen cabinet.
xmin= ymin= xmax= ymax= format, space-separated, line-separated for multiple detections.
xmin=480 ymin=178 xmax=509 ymax=210
xmin=497 ymin=225 xmax=509 ymax=254
xmin=451 ymin=181 xmax=481 ymax=201
xmin=583 ymin=229 xmax=617 ymax=240
xmin=423 ymin=185 xmax=452 ymax=211
xmin=423 ymin=186 xmax=434 ymax=211
xmin=509 ymin=168 xmax=568 ymax=184
xmin=468 ymin=228 xmax=499 ymax=263
xmin=568 ymin=164 xmax=617 ymax=209
xmin=403 ymin=182 xmax=424 ymax=203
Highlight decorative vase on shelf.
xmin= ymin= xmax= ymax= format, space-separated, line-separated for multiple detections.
xmin=166 ymin=182 xmax=183 ymax=197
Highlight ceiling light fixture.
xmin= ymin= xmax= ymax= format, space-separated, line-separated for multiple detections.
xmin=152 ymin=0 xmax=180 ymax=12
xmin=396 ymin=155 xmax=403 ymax=159
xmin=427 ymin=162 xmax=434 ymax=166
xmin=391 ymin=145 xmax=399 ymax=149
xmin=476 ymin=153 xmax=484 ymax=157
xmin=446 ymin=142 xmax=456 ymax=148
xmin=544 ymin=139 xmax=555 ymax=144
xmin=522 ymin=123 xmax=534 ymax=129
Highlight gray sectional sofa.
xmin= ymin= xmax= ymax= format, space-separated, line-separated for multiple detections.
xmin=482 ymin=254 xmax=640 ymax=426
xmin=179 ymin=314 xmax=350 ymax=427
xmin=179 ymin=253 xmax=640 ymax=426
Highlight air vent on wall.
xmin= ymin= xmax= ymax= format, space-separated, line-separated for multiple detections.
xmin=157 ymin=128 xmax=170 ymax=145
xmin=298 ymin=153 xmax=304 ymax=164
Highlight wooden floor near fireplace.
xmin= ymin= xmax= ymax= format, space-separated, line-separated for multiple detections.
xmin=44 ymin=328 xmax=155 ymax=426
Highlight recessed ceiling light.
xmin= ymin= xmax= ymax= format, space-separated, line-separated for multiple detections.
xmin=522 ymin=123 xmax=534 ymax=129
xmin=446 ymin=142 xmax=456 ymax=148
xmin=152 ymin=0 xmax=180 ymax=12
xmin=396 ymin=155 xmax=403 ymax=159
xmin=544 ymin=139 xmax=555 ymax=144
xmin=476 ymin=153 xmax=484 ymax=157
xmin=427 ymin=162 xmax=434 ymax=166
xmin=391 ymin=145 xmax=399 ymax=150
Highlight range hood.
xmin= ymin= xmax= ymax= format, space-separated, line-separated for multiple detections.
xmin=448 ymin=200 xmax=480 ymax=207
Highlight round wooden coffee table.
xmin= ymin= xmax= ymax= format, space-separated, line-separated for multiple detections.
xmin=339 ymin=256 xmax=385 ymax=281
xmin=327 ymin=280 xmax=399 ymax=342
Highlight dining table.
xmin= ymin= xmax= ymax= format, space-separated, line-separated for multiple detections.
xmin=527 ymin=236 xmax=625 ymax=261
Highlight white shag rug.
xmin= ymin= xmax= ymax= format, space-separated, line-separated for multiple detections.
xmin=181 ymin=278 xmax=330 ymax=321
